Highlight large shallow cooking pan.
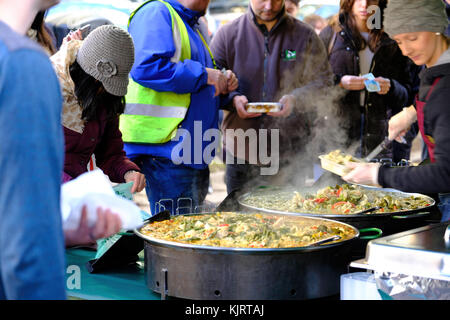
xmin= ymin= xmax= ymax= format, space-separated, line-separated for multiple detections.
xmin=134 ymin=211 xmax=359 ymax=300
xmin=237 ymin=185 xmax=436 ymax=258
xmin=237 ymin=185 xmax=435 ymax=231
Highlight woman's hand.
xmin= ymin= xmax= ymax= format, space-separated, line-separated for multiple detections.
xmin=124 ymin=170 xmax=146 ymax=193
xmin=375 ymin=77 xmax=391 ymax=95
xmin=388 ymin=106 xmax=417 ymax=142
xmin=64 ymin=206 xmax=122 ymax=247
xmin=340 ymin=75 xmax=365 ymax=91
xmin=342 ymin=162 xmax=382 ymax=187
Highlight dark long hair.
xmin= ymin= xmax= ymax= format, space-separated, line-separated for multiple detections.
xmin=69 ymin=60 xmax=125 ymax=122
xmin=338 ymin=0 xmax=387 ymax=52
xmin=31 ymin=11 xmax=56 ymax=55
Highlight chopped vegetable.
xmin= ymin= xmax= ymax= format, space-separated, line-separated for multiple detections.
xmin=242 ymin=184 xmax=432 ymax=215
xmin=140 ymin=212 xmax=356 ymax=248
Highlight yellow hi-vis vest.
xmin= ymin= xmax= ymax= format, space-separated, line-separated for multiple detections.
xmin=120 ymin=0 xmax=215 ymax=144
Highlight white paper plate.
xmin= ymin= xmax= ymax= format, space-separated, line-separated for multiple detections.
xmin=245 ymin=102 xmax=282 ymax=113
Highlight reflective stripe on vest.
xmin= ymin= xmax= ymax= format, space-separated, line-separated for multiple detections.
xmin=125 ymin=103 xmax=187 ymax=118
xmin=120 ymin=0 xmax=191 ymax=144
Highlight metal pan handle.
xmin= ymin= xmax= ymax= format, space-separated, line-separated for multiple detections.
xmin=358 ymin=227 xmax=383 ymax=240
xmin=391 ymin=211 xmax=430 ymax=220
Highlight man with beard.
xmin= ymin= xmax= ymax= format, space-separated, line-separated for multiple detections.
xmin=210 ymin=0 xmax=334 ymax=194
xmin=121 ymin=0 xmax=238 ymax=215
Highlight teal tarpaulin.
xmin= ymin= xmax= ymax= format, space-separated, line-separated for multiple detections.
xmin=65 ymin=248 xmax=159 ymax=300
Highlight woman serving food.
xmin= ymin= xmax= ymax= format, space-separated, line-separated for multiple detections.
xmin=343 ymin=0 xmax=450 ymax=221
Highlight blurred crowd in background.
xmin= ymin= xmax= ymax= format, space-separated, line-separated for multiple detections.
xmin=44 ymin=0 xmax=336 ymax=42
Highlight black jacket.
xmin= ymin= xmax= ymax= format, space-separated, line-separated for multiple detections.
xmin=378 ymin=58 xmax=450 ymax=193
xmin=319 ymin=19 xmax=418 ymax=159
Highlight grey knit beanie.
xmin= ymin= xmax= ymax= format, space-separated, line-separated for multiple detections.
xmin=384 ymin=0 xmax=448 ymax=38
xmin=76 ymin=25 xmax=134 ymax=96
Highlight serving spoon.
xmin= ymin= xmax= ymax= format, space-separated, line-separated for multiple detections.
xmin=354 ymin=206 xmax=382 ymax=215
xmin=308 ymin=235 xmax=341 ymax=246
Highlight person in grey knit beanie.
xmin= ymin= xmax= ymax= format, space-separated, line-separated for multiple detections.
xmin=51 ymin=23 xmax=146 ymax=197
xmin=382 ymin=0 xmax=449 ymax=67
xmin=76 ymin=25 xmax=135 ymax=97
xmin=384 ymin=0 xmax=448 ymax=38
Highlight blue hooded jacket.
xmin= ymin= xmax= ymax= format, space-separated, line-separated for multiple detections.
xmin=124 ymin=0 xmax=220 ymax=169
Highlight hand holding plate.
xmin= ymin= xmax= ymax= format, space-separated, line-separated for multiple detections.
xmin=268 ymin=95 xmax=295 ymax=118
xmin=234 ymin=95 xmax=262 ymax=119
xmin=342 ymin=162 xmax=382 ymax=187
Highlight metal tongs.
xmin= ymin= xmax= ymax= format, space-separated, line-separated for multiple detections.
xmin=144 ymin=210 xmax=171 ymax=223
xmin=309 ymin=235 xmax=341 ymax=246
xmin=364 ymin=136 xmax=407 ymax=162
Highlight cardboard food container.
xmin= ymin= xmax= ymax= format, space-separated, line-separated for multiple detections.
xmin=245 ymin=102 xmax=282 ymax=113
xmin=319 ymin=154 xmax=364 ymax=177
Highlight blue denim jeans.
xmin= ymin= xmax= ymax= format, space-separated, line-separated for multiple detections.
xmin=134 ymin=156 xmax=209 ymax=215
xmin=438 ymin=193 xmax=450 ymax=222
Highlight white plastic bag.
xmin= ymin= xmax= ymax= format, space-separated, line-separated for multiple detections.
xmin=61 ymin=169 xmax=143 ymax=231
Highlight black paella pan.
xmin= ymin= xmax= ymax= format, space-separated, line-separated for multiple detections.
xmin=237 ymin=185 xmax=436 ymax=257
xmin=134 ymin=211 xmax=360 ymax=300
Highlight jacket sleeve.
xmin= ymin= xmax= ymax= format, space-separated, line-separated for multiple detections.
xmin=0 ymin=50 xmax=66 ymax=299
xmin=128 ymin=2 xmax=208 ymax=94
xmin=378 ymin=84 xmax=450 ymax=193
xmin=284 ymin=29 xmax=335 ymax=151
xmin=210 ymin=25 xmax=242 ymax=111
xmin=94 ymin=116 xmax=141 ymax=183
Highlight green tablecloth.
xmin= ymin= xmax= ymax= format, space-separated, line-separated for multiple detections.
xmin=64 ymin=248 xmax=160 ymax=300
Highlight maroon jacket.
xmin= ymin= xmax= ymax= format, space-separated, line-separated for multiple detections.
xmin=63 ymin=105 xmax=140 ymax=183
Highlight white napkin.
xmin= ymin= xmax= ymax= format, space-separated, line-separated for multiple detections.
xmin=60 ymin=169 xmax=143 ymax=231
